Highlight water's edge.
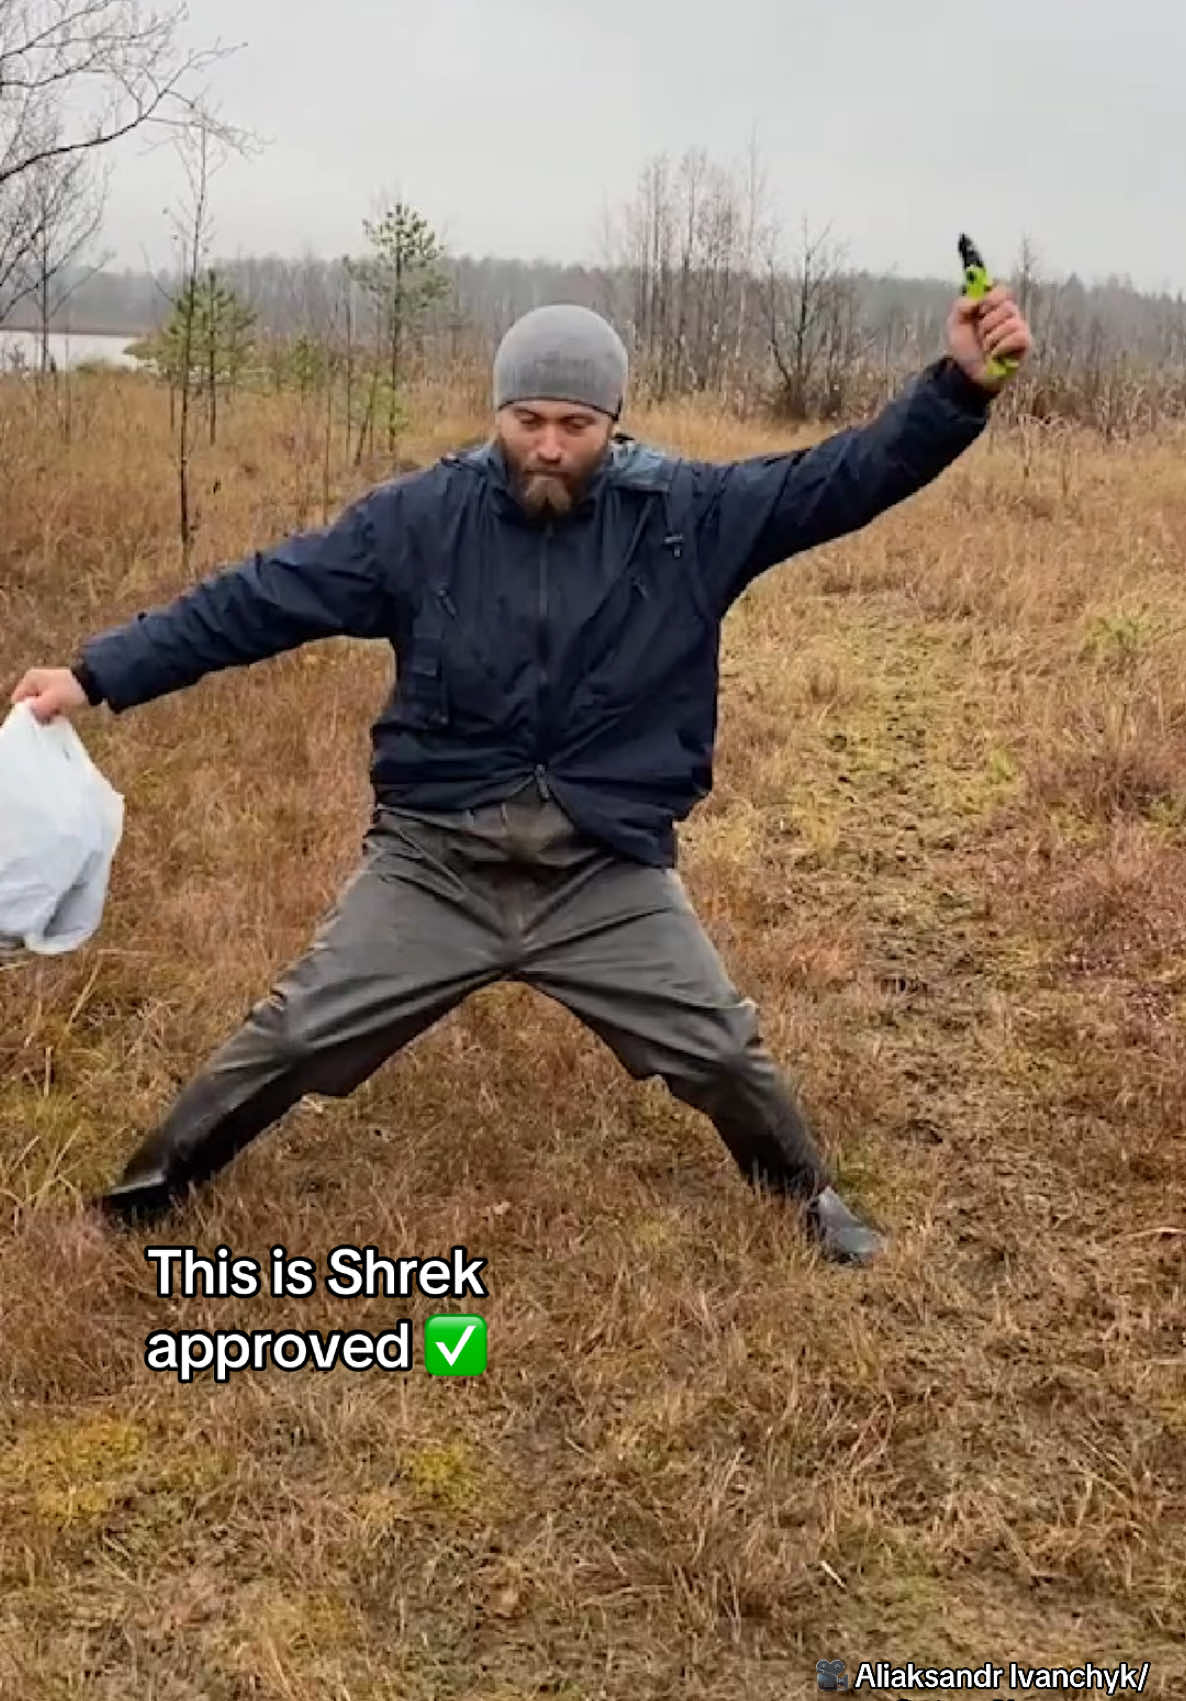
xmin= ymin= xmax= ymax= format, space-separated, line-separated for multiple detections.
xmin=0 ymin=329 xmax=141 ymax=370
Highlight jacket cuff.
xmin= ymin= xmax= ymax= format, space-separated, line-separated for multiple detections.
xmin=929 ymin=355 xmax=994 ymax=415
xmin=71 ymin=657 xmax=104 ymax=706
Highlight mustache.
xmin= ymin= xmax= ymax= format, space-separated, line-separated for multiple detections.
xmin=522 ymin=464 xmax=575 ymax=484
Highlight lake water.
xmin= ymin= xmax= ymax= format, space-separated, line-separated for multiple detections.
xmin=0 ymin=329 xmax=141 ymax=370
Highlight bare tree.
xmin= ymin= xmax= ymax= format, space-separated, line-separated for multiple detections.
xmin=1013 ymin=233 xmax=1042 ymax=324
xmin=694 ymin=160 xmax=741 ymax=392
xmin=765 ymin=219 xmax=855 ymax=420
xmin=22 ymin=149 xmax=111 ymax=371
xmin=625 ymin=154 xmax=675 ymax=397
xmin=165 ymin=120 xmax=216 ymax=564
xmin=730 ymin=129 xmax=770 ymax=400
xmin=818 ymin=265 xmax=862 ymax=418
xmin=0 ymin=2 xmax=239 ymax=350
xmin=0 ymin=102 xmax=52 ymax=319
xmin=610 ymin=142 xmax=772 ymax=404
xmin=670 ymin=147 xmax=705 ymax=393
xmin=0 ymin=1 xmax=231 ymax=191
xmin=339 ymin=255 xmax=355 ymax=463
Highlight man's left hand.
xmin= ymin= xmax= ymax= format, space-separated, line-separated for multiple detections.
xmin=946 ymin=284 xmax=1033 ymax=394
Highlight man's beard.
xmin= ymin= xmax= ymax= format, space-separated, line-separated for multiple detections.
xmin=498 ymin=437 xmax=608 ymax=519
xmin=516 ymin=470 xmax=579 ymax=518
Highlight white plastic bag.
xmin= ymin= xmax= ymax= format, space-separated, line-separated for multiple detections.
xmin=0 ymin=699 xmax=124 ymax=956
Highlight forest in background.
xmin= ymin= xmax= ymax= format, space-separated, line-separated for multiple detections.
xmin=6 ymin=140 xmax=1186 ymax=436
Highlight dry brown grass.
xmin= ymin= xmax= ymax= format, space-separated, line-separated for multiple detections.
xmin=1 ymin=372 xmax=1185 ymax=1698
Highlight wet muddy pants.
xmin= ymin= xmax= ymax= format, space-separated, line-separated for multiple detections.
xmin=104 ymin=779 xmax=831 ymax=1205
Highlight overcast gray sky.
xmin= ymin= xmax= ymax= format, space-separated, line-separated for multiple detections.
xmin=100 ymin=0 xmax=1185 ymax=294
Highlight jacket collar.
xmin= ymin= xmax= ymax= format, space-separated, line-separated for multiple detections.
xmin=457 ymin=432 xmax=674 ymax=522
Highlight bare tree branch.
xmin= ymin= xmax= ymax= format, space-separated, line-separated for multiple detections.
xmin=0 ymin=1 xmax=242 ymax=190
xmin=18 ymin=147 xmax=110 ymax=364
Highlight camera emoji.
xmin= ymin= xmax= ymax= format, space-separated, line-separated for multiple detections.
xmin=817 ymin=1658 xmax=848 ymax=1692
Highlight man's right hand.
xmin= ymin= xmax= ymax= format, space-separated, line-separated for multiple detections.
xmin=9 ymin=667 xmax=89 ymax=723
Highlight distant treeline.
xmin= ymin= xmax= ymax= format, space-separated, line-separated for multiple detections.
xmin=7 ymin=142 xmax=1185 ymax=435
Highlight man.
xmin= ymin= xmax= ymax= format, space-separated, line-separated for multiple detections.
xmin=10 ymin=284 xmax=1031 ymax=1263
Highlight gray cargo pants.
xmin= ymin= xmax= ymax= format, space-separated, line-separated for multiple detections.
xmin=105 ymin=779 xmax=831 ymax=1205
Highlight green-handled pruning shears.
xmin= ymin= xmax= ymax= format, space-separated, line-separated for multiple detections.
xmin=958 ymin=233 xmax=1018 ymax=382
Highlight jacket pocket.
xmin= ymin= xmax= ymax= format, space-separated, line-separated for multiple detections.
xmin=396 ymin=597 xmax=451 ymax=728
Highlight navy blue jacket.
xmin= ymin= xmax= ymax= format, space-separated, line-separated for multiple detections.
xmin=74 ymin=357 xmax=991 ymax=866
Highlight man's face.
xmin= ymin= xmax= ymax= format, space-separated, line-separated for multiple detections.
xmin=495 ymin=399 xmax=615 ymax=519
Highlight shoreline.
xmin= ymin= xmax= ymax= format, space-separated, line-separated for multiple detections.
xmin=0 ymin=324 xmax=154 ymax=342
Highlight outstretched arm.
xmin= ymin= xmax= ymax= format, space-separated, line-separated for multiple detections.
xmin=701 ymin=283 xmax=1032 ymax=607
xmin=67 ymin=493 xmax=394 ymax=714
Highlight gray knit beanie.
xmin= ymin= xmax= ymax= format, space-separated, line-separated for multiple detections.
xmin=493 ymin=304 xmax=628 ymax=419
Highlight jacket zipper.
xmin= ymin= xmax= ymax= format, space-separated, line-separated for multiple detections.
xmin=534 ymin=520 xmax=552 ymax=796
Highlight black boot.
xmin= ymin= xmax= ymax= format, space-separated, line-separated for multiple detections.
xmin=91 ymin=1132 xmax=194 ymax=1229
xmin=804 ymin=1185 xmax=885 ymax=1265
xmin=94 ymin=1173 xmax=189 ymax=1229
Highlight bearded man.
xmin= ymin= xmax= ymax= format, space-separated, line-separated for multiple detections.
xmin=10 ymin=284 xmax=1032 ymax=1261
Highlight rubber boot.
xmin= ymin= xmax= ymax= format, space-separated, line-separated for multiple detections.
xmin=92 ymin=1130 xmax=195 ymax=1228
xmin=804 ymin=1185 xmax=886 ymax=1265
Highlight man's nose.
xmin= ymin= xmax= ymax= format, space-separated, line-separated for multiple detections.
xmin=535 ymin=432 xmax=564 ymax=464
